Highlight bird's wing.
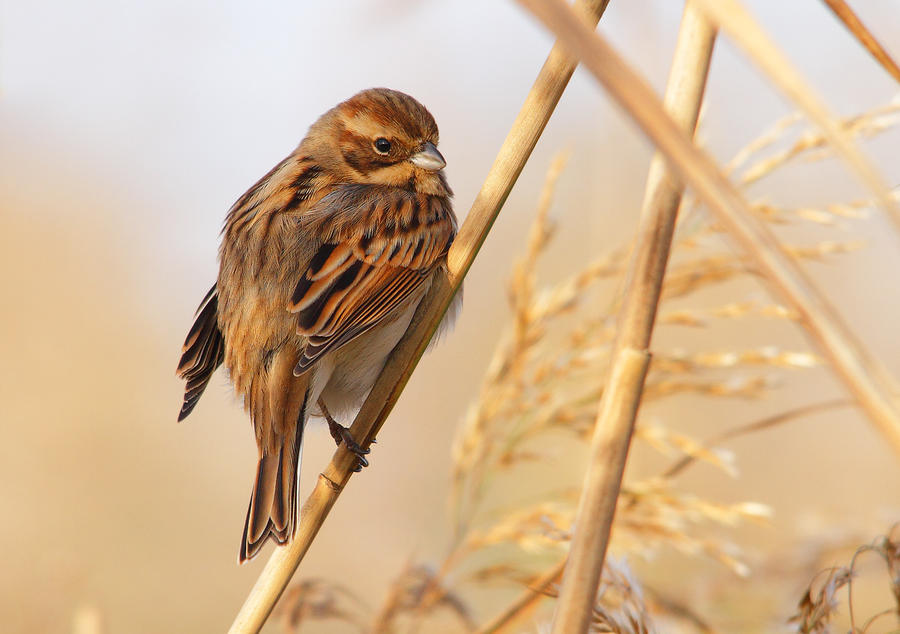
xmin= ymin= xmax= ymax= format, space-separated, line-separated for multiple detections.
xmin=288 ymin=185 xmax=455 ymax=375
xmin=176 ymin=284 xmax=225 ymax=420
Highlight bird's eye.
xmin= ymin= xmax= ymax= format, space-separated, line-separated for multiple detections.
xmin=373 ymin=138 xmax=392 ymax=154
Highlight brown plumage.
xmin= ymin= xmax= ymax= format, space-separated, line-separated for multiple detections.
xmin=176 ymin=88 xmax=459 ymax=562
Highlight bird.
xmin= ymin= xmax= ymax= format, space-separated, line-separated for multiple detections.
xmin=175 ymin=88 xmax=460 ymax=562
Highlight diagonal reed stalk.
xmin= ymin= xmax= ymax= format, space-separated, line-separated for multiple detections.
xmin=693 ymin=0 xmax=900 ymax=233
xmin=514 ymin=0 xmax=900 ymax=630
xmin=226 ymin=1 xmax=612 ymax=632
xmin=517 ymin=0 xmax=900 ymax=453
xmin=475 ymin=558 xmax=567 ymax=634
xmin=662 ymin=398 xmax=852 ymax=479
xmin=820 ymin=0 xmax=900 ymax=85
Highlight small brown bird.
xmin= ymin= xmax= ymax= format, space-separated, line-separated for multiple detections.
xmin=176 ymin=88 xmax=459 ymax=562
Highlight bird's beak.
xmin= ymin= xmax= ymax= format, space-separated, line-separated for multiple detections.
xmin=410 ymin=141 xmax=446 ymax=171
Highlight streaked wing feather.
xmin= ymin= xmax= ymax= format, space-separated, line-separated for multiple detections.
xmin=294 ymin=266 xmax=427 ymax=373
xmin=288 ymin=186 xmax=455 ymax=375
xmin=176 ymin=284 xmax=225 ymax=421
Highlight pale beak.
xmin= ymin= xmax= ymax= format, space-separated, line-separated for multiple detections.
xmin=410 ymin=141 xmax=446 ymax=171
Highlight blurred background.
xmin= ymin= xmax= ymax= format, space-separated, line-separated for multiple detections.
xmin=2 ymin=1 xmax=900 ymax=631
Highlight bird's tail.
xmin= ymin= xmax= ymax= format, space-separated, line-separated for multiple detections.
xmin=239 ymin=353 xmax=310 ymax=563
xmin=240 ymin=423 xmax=304 ymax=562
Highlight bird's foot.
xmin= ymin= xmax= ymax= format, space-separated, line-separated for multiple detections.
xmin=333 ymin=423 xmax=370 ymax=471
xmin=320 ymin=397 xmax=371 ymax=471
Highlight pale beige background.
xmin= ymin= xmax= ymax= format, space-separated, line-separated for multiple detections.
xmin=2 ymin=1 xmax=900 ymax=631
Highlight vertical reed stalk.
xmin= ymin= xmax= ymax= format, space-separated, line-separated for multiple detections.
xmin=546 ymin=4 xmax=717 ymax=631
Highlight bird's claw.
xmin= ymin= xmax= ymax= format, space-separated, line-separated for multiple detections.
xmin=320 ymin=398 xmax=371 ymax=469
xmin=330 ymin=422 xmax=370 ymax=470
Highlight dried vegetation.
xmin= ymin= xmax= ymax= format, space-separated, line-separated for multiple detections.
xmin=228 ymin=2 xmax=900 ymax=632
xmin=275 ymin=96 xmax=900 ymax=632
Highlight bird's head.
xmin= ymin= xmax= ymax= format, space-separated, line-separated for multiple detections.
xmin=303 ymin=88 xmax=451 ymax=197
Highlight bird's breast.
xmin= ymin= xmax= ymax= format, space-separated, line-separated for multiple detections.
xmin=318 ymin=282 xmax=428 ymax=417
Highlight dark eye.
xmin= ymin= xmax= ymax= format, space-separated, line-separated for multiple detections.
xmin=373 ymin=138 xmax=391 ymax=154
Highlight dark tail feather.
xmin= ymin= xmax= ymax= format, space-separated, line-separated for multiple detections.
xmin=239 ymin=391 xmax=307 ymax=563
